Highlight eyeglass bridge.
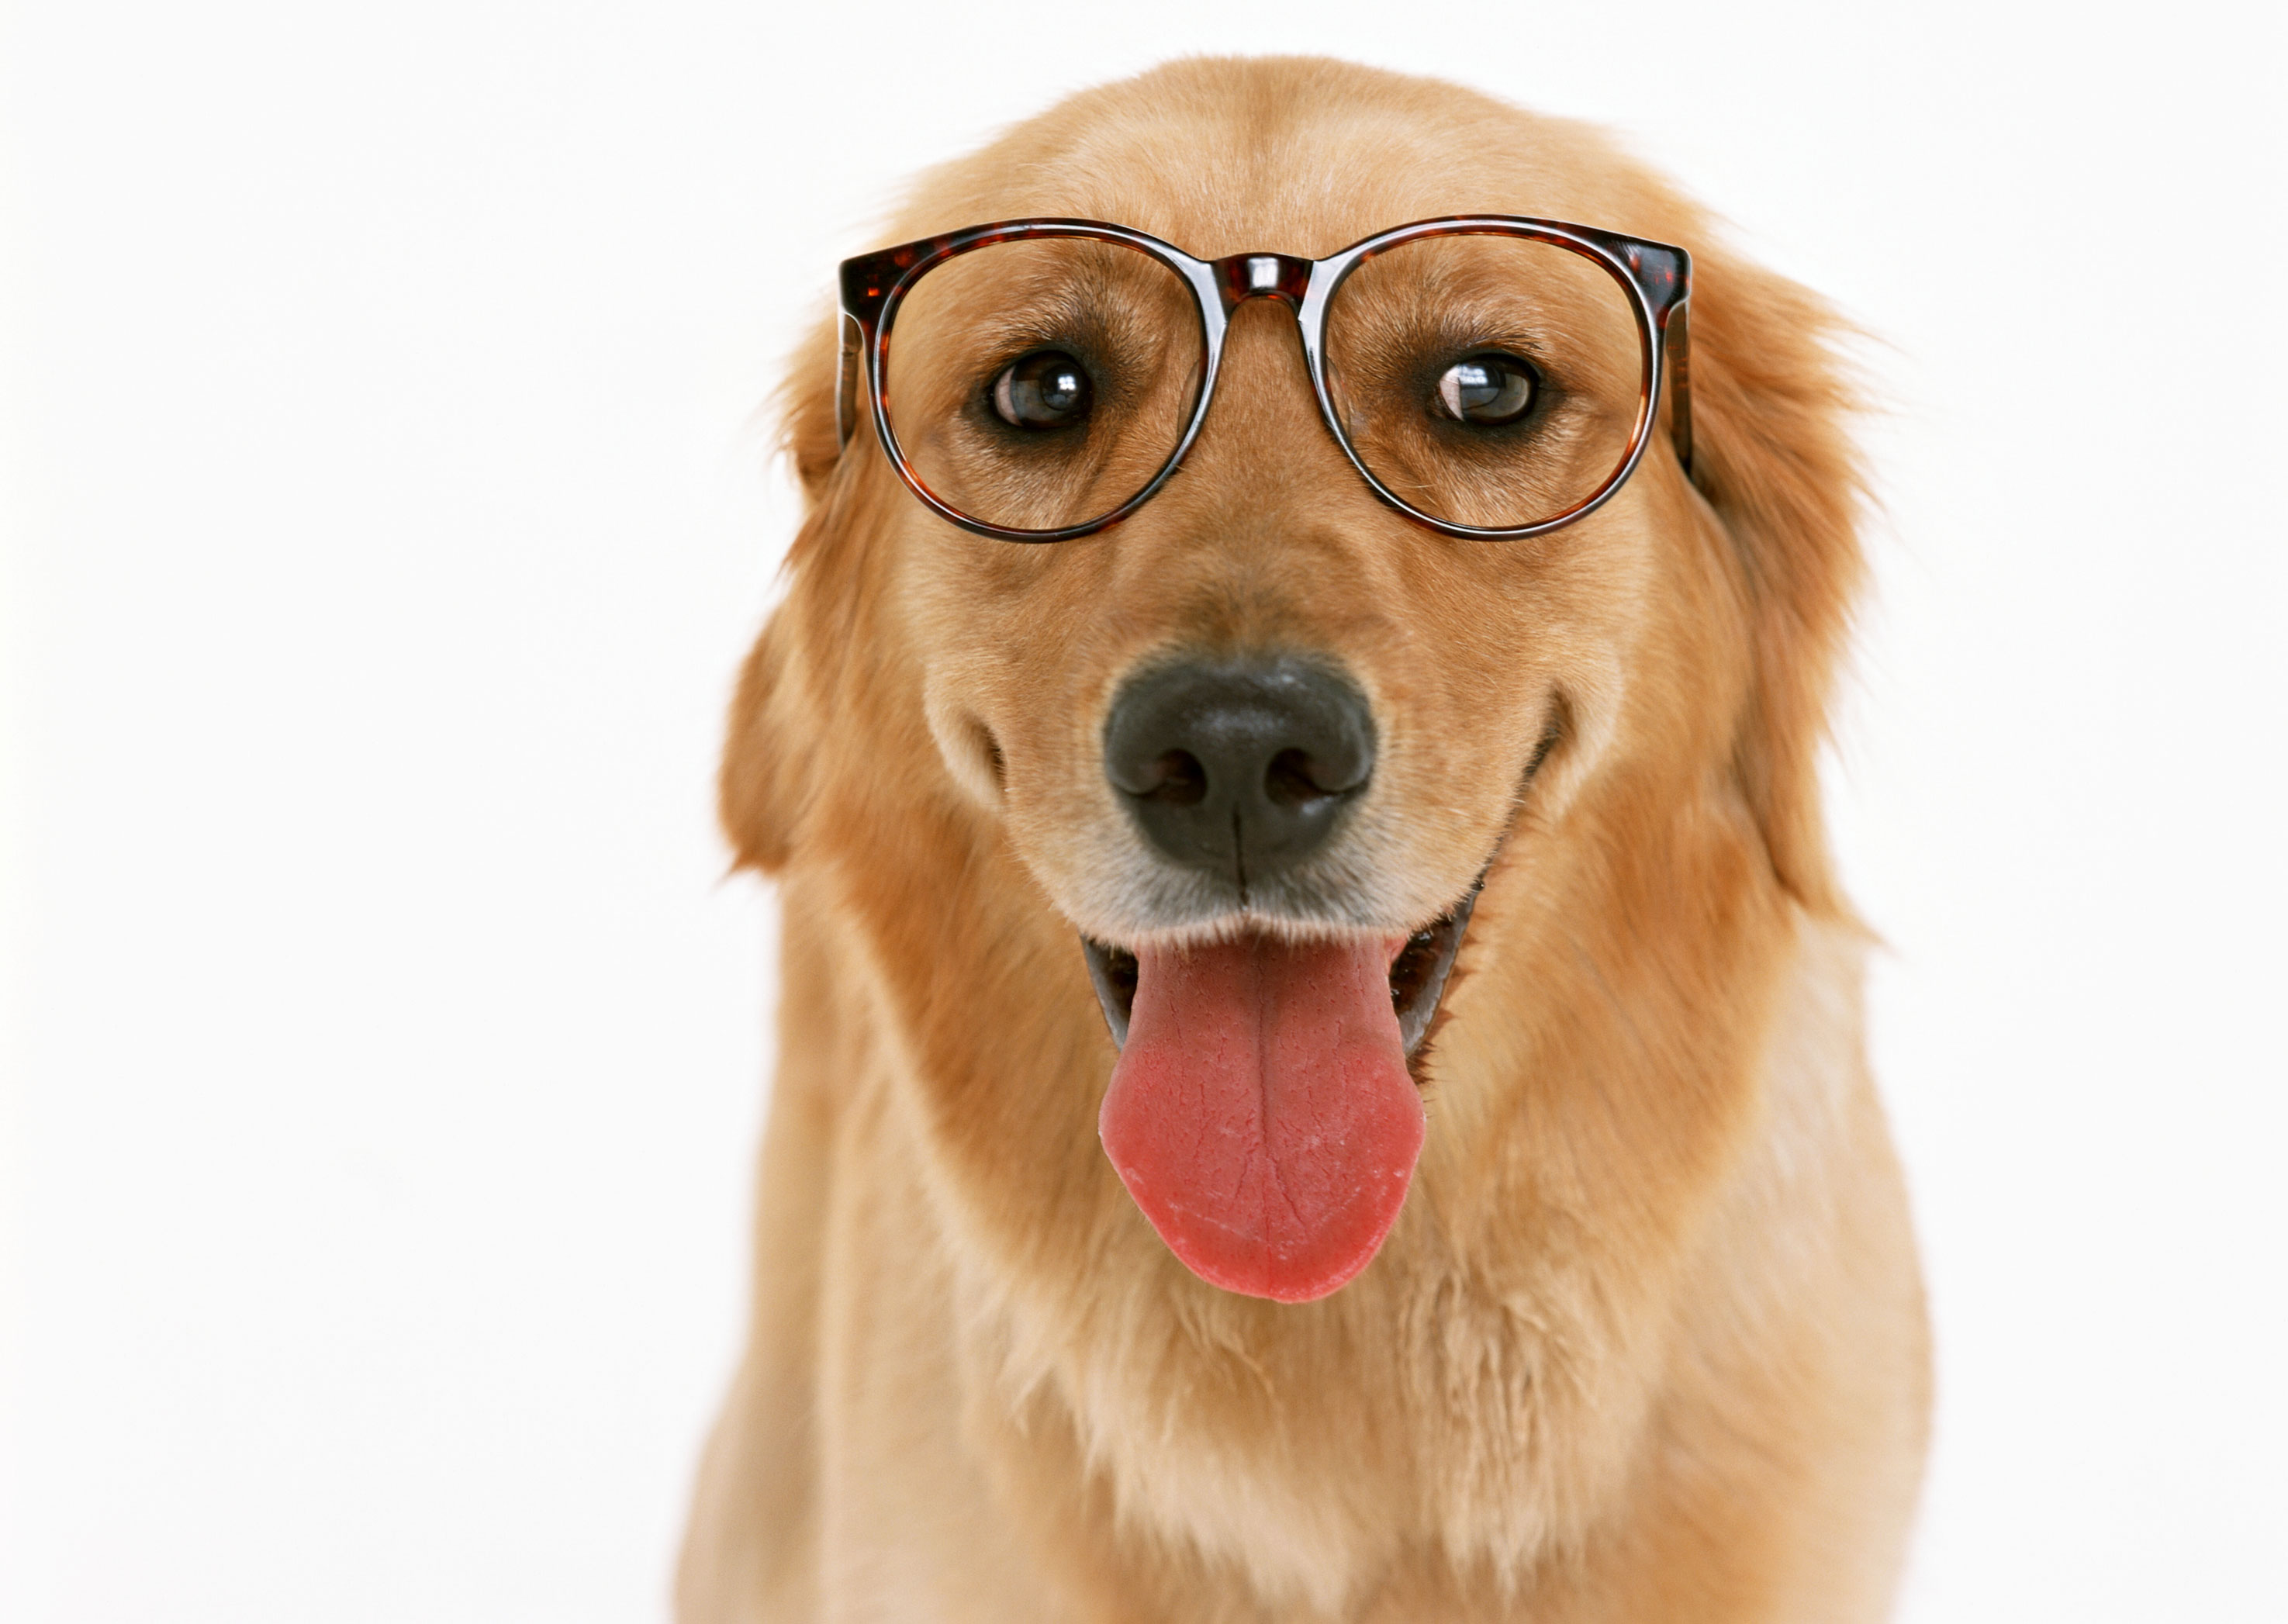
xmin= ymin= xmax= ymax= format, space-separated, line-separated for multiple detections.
xmin=1215 ymin=252 xmax=1314 ymax=311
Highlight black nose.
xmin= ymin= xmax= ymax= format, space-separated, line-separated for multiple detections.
xmin=1103 ymin=655 xmax=1376 ymax=887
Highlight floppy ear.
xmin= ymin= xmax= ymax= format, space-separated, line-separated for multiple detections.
xmin=720 ymin=606 xmax=820 ymax=873
xmin=782 ymin=310 xmax=846 ymax=511
xmin=719 ymin=314 xmax=845 ymax=872
xmin=1680 ymin=248 xmax=1868 ymax=919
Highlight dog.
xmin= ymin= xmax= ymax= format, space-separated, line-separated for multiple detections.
xmin=679 ymin=56 xmax=1929 ymax=1622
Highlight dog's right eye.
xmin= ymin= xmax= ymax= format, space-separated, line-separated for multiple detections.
xmin=991 ymin=351 xmax=1094 ymax=430
xmin=1433 ymin=353 xmax=1538 ymax=427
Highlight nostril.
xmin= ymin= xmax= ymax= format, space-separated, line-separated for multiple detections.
xmin=1264 ymin=748 xmax=1333 ymax=807
xmin=1146 ymin=750 xmax=1209 ymax=807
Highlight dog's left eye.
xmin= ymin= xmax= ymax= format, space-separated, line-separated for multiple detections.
xmin=1433 ymin=353 xmax=1537 ymax=426
xmin=991 ymin=350 xmax=1094 ymax=430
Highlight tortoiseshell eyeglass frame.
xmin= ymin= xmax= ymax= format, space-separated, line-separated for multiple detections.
xmin=835 ymin=215 xmax=1692 ymax=544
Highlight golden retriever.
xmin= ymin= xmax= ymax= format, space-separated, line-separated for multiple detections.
xmin=680 ymin=56 xmax=1929 ymax=1622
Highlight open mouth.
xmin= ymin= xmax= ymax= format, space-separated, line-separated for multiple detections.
xmin=1080 ymin=888 xmax=1481 ymax=1304
xmin=1081 ymin=885 xmax=1478 ymax=1056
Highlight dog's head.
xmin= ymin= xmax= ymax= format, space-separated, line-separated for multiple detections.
xmin=726 ymin=58 xmax=1861 ymax=1313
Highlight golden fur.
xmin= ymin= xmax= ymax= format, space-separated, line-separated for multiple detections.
xmin=681 ymin=57 xmax=1929 ymax=1622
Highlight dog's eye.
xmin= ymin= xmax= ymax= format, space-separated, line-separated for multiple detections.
xmin=1433 ymin=354 xmax=1537 ymax=426
xmin=991 ymin=350 xmax=1094 ymax=430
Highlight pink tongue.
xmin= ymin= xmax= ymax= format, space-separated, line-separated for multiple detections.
xmin=1097 ymin=933 xmax=1422 ymax=1303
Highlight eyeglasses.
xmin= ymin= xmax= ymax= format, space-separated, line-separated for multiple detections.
xmin=835 ymin=215 xmax=1692 ymax=544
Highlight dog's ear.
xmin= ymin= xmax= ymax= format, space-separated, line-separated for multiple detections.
xmin=782 ymin=311 xmax=845 ymax=510
xmin=720 ymin=315 xmax=845 ymax=873
xmin=1681 ymin=248 xmax=1867 ymax=917
xmin=720 ymin=605 xmax=816 ymax=874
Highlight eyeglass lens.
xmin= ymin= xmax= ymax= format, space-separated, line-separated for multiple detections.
xmin=879 ymin=232 xmax=1643 ymax=535
xmin=883 ymin=238 xmax=1207 ymax=534
xmin=1322 ymin=235 xmax=1642 ymax=530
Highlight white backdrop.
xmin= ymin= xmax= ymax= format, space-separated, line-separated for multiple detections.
xmin=4 ymin=3 xmax=2282 ymax=1619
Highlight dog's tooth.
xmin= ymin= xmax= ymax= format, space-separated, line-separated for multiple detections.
xmin=1080 ymin=936 xmax=1138 ymax=1049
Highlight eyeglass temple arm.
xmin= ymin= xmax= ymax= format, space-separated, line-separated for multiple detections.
xmin=1619 ymin=239 xmax=1693 ymax=480
xmin=1664 ymin=300 xmax=1693 ymax=478
xmin=835 ymin=252 xmax=906 ymax=451
xmin=835 ymin=314 xmax=863 ymax=451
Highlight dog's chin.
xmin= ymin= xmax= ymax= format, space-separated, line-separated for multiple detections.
xmin=1080 ymin=883 xmax=1478 ymax=1059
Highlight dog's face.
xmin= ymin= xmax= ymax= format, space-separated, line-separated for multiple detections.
xmin=908 ymin=268 xmax=1648 ymax=945
xmin=892 ymin=119 xmax=1688 ymax=904
xmin=732 ymin=59 xmax=1858 ymax=1317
